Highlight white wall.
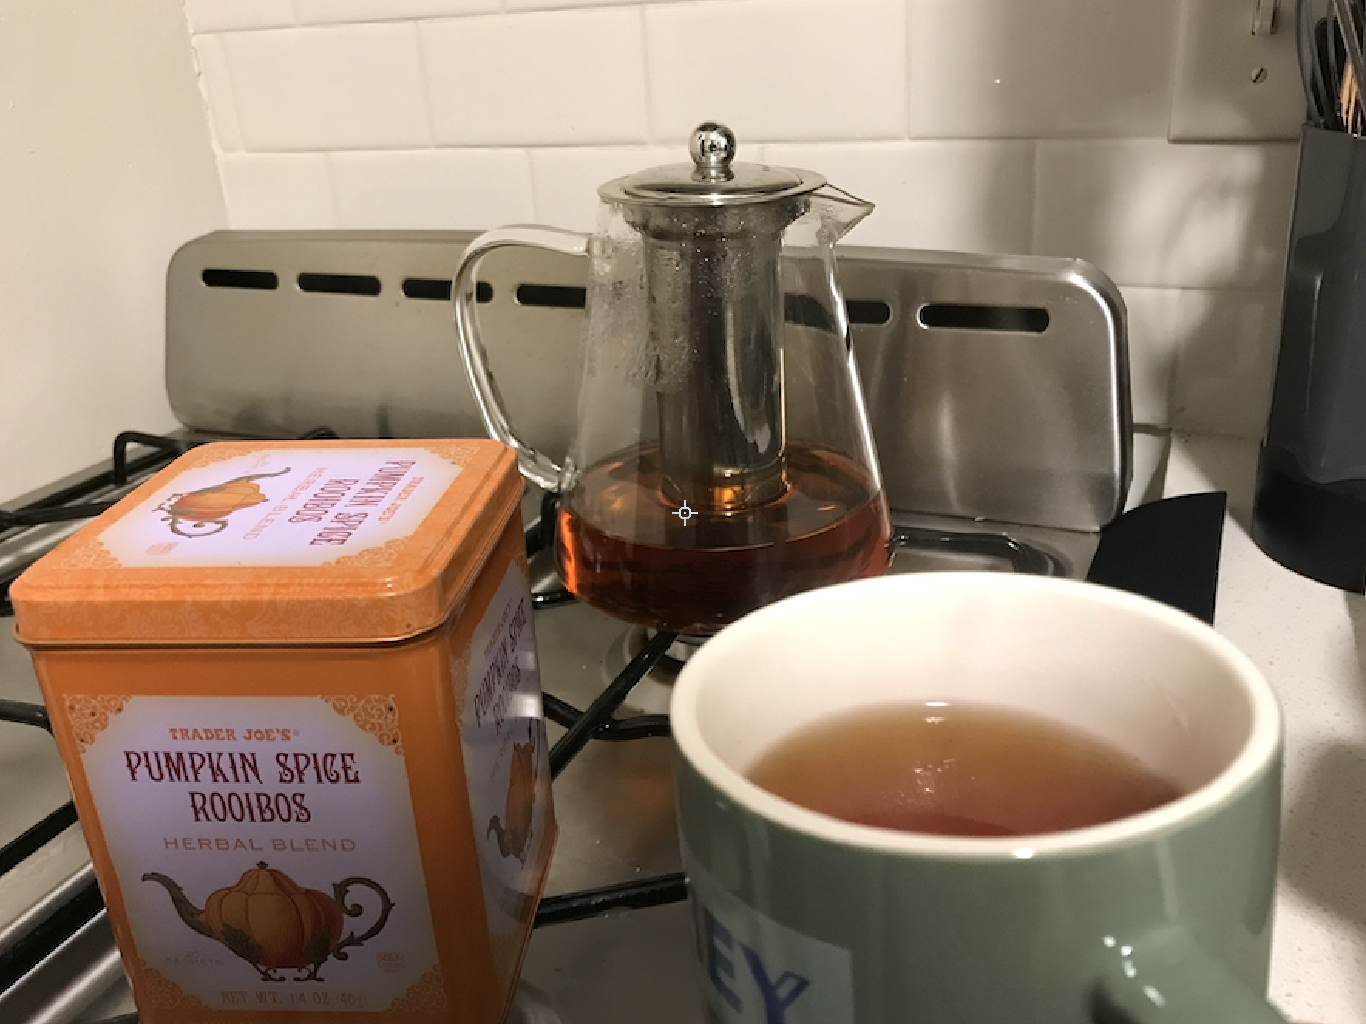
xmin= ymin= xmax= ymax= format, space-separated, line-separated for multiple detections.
xmin=0 ymin=0 xmax=226 ymax=504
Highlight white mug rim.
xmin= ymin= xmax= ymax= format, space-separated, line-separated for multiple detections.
xmin=670 ymin=573 xmax=1282 ymax=861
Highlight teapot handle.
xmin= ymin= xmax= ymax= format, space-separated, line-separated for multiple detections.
xmin=453 ymin=226 xmax=588 ymax=491
xmin=330 ymin=876 xmax=395 ymax=960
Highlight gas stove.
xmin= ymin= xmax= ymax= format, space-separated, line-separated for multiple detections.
xmin=0 ymin=231 xmax=1133 ymax=1023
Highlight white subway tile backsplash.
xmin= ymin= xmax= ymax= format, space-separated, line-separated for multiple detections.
xmin=1034 ymin=140 xmax=1297 ymax=289
xmin=190 ymin=35 xmax=243 ymax=153
xmin=422 ymin=10 xmax=649 ymax=146
xmin=1172 ymin=289 xmax=1281 ymax=438
xmin=645 ymin=0 xmax=906 ymax=142
xmin=222 ymin=24 xmax=430 ymax=151
xmin=182 ymin=3 xmax=1299 ymax=440
xmin=907 ymin=0 xmax=1178 ymax=139
xmin=1118 ymin=286 xmax=1183 ymax=428
xmin=331 ymin=149 xmax=535 ymax=229
xmin=185 ymin=0 xmax=294 ymax=34
xmin=529 ymin=146 xmax=678 ymax=231
xmin=219 ymin=153 xmax=337 ymax=228
xmin=764 ymin=140 xmax=1033 ymax=253
xmin=294 ymin=0 xmax=499 ymax=25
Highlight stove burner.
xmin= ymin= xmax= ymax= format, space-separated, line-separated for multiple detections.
xmin=607 ymin=626 xmax=701 ymax=681
xmin=657 ymin=630 xmax=705 ymax=669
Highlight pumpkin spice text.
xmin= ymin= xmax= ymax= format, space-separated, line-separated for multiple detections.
xmin=123 ymin=748 xmax=362 ymax=824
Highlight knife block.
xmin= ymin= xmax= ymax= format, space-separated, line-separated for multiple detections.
xmin=1253 ymin=126 xmax=1366 ymax=592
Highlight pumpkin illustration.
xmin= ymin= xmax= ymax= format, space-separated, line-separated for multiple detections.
xmin=155 ymin=467 xmax=291 ymax=537
xmin=204 ymin=862 xmax=344 ymax=974
xmin=487 ymin=729 xmax=540 ymax=863
xmin=143 ymin=862 xmax=393 ymax=982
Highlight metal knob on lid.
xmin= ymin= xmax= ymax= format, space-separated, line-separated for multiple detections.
xmin=689 ymin=122 xmax=735 ymax=182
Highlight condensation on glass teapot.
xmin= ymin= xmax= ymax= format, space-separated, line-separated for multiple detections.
xmin=454 ymin=122 xmax=892 ymax=635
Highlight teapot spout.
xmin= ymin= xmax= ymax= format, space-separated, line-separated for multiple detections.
xmin=811 ymin=185 xmax=874 ymax=243
xmin=142 ymin=872 xmax=213 ymax=938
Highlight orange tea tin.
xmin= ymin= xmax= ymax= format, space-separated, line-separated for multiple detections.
xmin=11 ymin=439 xmax=556 ymax=1024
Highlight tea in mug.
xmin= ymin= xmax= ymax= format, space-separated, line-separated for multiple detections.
xmin=745 ymin=702 xmax=1182 ymax=837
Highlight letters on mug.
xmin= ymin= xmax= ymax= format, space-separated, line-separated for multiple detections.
xmin=695 ymin=900 xmax=812 ymax=1024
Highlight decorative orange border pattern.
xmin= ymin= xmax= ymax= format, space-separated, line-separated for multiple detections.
xmin=321 ymin=694 xmax=404 ymax=757
xmin=384 ymin=964 xmax=448 ymax=1011
xmin=137 ymin=962 xmax=209 ymax=1009
xmin=67 ymin=694 xmax=133 ymax=751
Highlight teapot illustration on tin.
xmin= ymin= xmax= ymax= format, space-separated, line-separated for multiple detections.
xmin=154 ymin=467 xmax=291 ymax=537
xmin=486 ymin=731 xmax=539 ymax=864
xmin=143 ymin=862 xmax=393 ymax=982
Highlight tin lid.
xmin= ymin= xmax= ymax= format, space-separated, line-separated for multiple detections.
xmin=11 ymin=440 xmax=523 ymax=646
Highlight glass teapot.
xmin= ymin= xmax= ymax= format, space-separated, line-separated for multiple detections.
xmin=454 ymin=123 xmax=891 ymax=635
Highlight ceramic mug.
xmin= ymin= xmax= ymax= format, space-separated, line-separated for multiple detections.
xmin=670 ymin=572 xmax=1286 ymax=1024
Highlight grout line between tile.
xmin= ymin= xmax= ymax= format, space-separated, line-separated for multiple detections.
xmin=638 ymin=6 xmax=656 ymax=146
xmin=410 ymin=21 xmax=438 ymax=149
xmin=1028 ymin=139 xmax=1045 ymax=256
xmin=187 ymin=40 xmax=222 ymax=158
xmin=213 ymin=156 xmax=236 ymax=229
xmin=1164 ymin=323 xmax=1180 ymax=433
xmin=279 ymin=0 xmax=743 ymax=30
xmin=321 ymin=152 xmax=343 ymax=229
xmin=903 ymin=0 xmax=913 ymax=141
xmin=520 ymin=148 xmax=538 ymax=221
xmin=509 ymin=0 xmax=729 ymax=11
xmin=202 ymin=32 xmax=249 ymax=161
xmin=1021 ymin=138 xmax=1038 ymax=258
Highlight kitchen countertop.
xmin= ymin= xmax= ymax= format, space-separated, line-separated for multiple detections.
xmin=1166 ymin=433 xmax=1365 ymax=1024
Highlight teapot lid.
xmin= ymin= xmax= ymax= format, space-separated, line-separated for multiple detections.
xmin=600 ymin=122 xmax=825 ymax=207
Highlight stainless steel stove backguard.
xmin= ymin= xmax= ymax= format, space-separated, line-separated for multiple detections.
xmin=166 ymin=231 xmax=1130 ymax=538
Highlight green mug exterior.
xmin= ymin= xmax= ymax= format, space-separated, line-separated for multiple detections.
xmin=676 ymin=750 xmax=1283 ymax=1024
xmin=669 ymin=573 xmax=1288 ymax=1024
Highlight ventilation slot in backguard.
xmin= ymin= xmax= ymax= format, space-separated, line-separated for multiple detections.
xmin=297 ymin=273 xmax=382 ymax=297
xmin=847 ymin=299 xmax=892 ymax=325
xmin=201 ymin=268 xmax=278 ymax=290
xmin=515 ymin=284 xmax=587 ymax=309
xmin=402 ymin=278 xmax=493 ymax=303
xmin=918 ymin=303 xmax=1049 ymax=333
